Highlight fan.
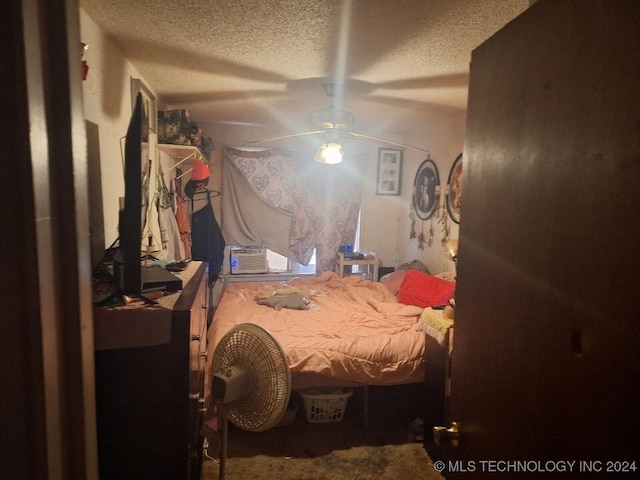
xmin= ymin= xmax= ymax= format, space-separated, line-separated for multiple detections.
xmin=211 ymin=323 xmax=291 ymax=480
xmin=247 ymin=83 xmax=430 ymax=154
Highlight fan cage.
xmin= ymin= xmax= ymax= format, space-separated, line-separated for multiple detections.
xmin=212 ymin=323 xmax=291 ymax=432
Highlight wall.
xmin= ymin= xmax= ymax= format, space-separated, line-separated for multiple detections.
xmin=81 ymin=9 xmax=466 ymax=275
xmin=363 ymin=111 xmax=465 ymax=274
xmin=80 ymin=9 xmax=159 ymax=254
xmin=402 ymin=111 xmax=465 ymax=273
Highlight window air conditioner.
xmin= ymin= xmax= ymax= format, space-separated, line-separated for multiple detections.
xmin=229 ymin=246 xmax=269 ymax=274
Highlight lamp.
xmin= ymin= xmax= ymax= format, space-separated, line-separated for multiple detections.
xmin=445 ymin=239 xmax=459 ymax=262
xmin=314 ymin=142 xmax=344 ymax=165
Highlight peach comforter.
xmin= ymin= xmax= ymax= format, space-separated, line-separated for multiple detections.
xmin=206 ymin=272 xmax=426 ymax=390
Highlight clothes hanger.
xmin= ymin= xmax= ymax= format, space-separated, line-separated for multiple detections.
xmin=193 ymin=188 xmax=220 ymax=198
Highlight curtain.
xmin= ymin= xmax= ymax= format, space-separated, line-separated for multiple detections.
xmin=222 ymin=147 xmax=365 ymax=273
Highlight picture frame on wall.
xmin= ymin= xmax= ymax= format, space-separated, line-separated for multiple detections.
xmin=412 ymin=156 xmax=440 ymax=220
xmin=376 ymin=148 xmax=403 ymax=195
xmin=446 ymin=153 xmax=463 ymax=224
xmin=130 ymin=77 xmax=157 ymax=142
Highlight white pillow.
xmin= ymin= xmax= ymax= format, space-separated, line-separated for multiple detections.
xmin=379 ymin=272 xmax=394 ymax=282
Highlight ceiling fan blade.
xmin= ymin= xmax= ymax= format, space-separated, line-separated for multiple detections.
xmin=348 ymin=131 xmax=430 ymax=153
xmin=376 ymin=73 xmax=470 ymax=90
xmin=247 ymin=130 xmax=326 ymax=144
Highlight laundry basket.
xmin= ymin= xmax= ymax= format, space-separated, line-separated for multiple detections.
xmin=299 ymin=387 xmax=353 ymax=423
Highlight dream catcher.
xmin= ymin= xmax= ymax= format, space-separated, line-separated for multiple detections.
xmin=411 ymin=156 xmax=440 ymax=250
xmin=409 ymin=153 xmax=463 ymax=253
xmin=439 ymin=153 xmax=464 ymax=247
xmin=446 ymin=153 xmax=463 ymax=225
xmin=438 ymin=194 xmax=450 ymax=247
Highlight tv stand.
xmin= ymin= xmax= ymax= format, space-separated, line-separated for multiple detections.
xmin=140 ymin=265 xmax=183 ymax=291
xmin=93 ymin=266 xmax=183 ymax=307
xmin=94 ymin=290 xmax=159 ymax=307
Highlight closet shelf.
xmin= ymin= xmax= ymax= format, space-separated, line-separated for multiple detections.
xmin=156 ymin=144 xmax=206 ymax=166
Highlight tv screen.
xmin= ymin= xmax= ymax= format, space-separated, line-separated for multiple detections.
xmin=112 ymin=93 xmax=182 ymax=299
xmin=117 ymin=92 xmax=144 ymax=294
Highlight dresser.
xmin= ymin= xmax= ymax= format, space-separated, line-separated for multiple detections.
xmin=94 ymin=262 xmax=208 ymax=480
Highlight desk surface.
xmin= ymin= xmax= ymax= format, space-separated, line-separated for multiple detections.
xmin=335 ymin=252 xmax=378 ymax=263
xmin=93 ymin=262 xmax=204 ymax=350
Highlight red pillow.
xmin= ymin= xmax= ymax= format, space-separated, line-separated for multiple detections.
xmin=397 ymin=269 xmax=456 ymax=308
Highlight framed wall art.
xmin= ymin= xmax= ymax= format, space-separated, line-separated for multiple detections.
xmin=446 ymin=153 xmax=463 ymax=224
xmin=376 ymin=148 xmax=403 ymax=195
xmin=412 ymin=156 xmax=440 ymax=220
xmin=130 ymin=77 xmax=157 ymax=142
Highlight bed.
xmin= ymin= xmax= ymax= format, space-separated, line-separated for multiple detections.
xmin=205 ymin=269 xmax=455 ymax=402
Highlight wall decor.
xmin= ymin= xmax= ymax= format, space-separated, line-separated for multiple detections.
xmin=130 ymin=77 xmax=157 ymax=142
xmin=412 ymin=156 xmax=440 ymax=220
xmin=438 ymin=195 xmax=450 ymax=247
xmin=446 ymin=153 xmax=463 ymax=224
xmin=376 ymin=148 xmax=403 ymax=195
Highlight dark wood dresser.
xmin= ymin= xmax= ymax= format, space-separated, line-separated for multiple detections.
xmin=94 ymin=262 xmax=208 ymax=479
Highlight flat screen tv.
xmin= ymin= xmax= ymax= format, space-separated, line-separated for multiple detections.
xmin=116 ymin=93 xmax=144 ymax=294
xmin=113 ymin=93 xmax=181 ymax=300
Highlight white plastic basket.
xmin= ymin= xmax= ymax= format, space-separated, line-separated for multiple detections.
xmin=299 ymin=387 xmax=353 ymax=423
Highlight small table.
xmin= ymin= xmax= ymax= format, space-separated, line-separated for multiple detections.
xmin=334 ymin=252 xmax=379 ymax=280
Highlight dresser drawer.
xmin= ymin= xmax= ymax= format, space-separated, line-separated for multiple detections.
xmin=188 ymin=266 xmax=209 ymax=478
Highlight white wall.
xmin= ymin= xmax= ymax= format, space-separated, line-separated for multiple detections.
xmin=358 ymin=112 xmax=465 ymax=274
xmin=402 ymin=112 xmax=465 ymax=274
xmin=80 ymin=9 xmax=159 ymax=251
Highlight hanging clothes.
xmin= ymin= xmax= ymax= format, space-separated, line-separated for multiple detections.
xmin=174 ymin=168 xmax=192 ymax=259
xmin=190 ymin=189 xmax=225 ymax=285
xmin=158 ymin=201 xmax=184 ymax=261
xmin=156 ymin=167 xmax=184 ymax=262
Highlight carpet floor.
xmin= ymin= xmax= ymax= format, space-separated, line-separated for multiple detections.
xmin=201 ymin=383 xmax=444 ymax=480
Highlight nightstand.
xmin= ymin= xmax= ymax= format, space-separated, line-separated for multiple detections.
xmin=334 ymin=252 xmax=379 ymax=280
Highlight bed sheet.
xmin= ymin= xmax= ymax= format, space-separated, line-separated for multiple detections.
xmin=206 ymin=272 xmax=426 ymax=393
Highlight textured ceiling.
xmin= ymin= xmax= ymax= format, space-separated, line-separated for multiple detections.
xmin=80 ymin=0 xmax=529 ymax=140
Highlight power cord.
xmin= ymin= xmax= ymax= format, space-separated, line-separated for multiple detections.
xmin=202 ymin=437 xmax=219 ymax=463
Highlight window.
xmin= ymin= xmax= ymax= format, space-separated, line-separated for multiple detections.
xmin=266 ymin=249 xmax=316 ymax=274
xmin=266 ymin=211 xmax=361 ymax=274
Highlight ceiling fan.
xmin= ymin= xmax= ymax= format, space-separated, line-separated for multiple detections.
xmin=247 ymin=83 xmax=429 ymax=162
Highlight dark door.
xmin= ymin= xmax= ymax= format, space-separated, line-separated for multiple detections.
xmin=441 ymin=2 xmax=640 ymax=478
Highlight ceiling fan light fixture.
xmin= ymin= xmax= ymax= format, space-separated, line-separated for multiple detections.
xmin=314 ymin=142 xmax=344 ymax=165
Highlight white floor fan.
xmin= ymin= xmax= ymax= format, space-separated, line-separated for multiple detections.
xmin=211 ymin=323 xmax=291 ymax=480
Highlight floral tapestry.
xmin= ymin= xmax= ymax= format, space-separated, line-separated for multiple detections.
xmin=224 ymin=147 xmax=365 ymax=273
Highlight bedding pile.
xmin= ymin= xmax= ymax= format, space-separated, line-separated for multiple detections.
xmin=206 ymin=272 xmax=426 ymax=395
